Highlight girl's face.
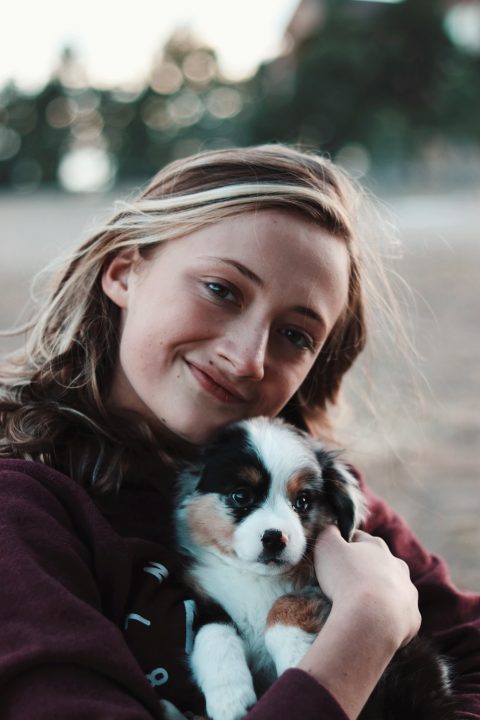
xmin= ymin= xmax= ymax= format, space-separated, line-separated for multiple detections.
xmin=102 ymin=209 xmax=350 ymax=446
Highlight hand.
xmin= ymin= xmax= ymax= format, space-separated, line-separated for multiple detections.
xmin=297 ymin=526 xmax=421 ymax=719
xmin=313 ymin=525 xmax=421 ymax=650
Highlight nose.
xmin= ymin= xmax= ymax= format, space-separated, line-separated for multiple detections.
xmin=261 ymin=529 xmax=288 ymax=554
xmin=215 ymin=319 xmax=269 ymax=381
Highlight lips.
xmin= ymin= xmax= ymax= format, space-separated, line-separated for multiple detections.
xmin=186 ymin=361 xmax=248 ymax=404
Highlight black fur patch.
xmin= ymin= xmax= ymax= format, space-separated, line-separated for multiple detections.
xmin=197 ymin=424 xmax=272 ymax=523
xmin=315 ymin=448 xmax=356 ymax=540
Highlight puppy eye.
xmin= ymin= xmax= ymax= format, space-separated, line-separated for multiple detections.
xmin=229 ymin=487 xmax=255 ymax=509
xmin=293 ymin=491 xmax=312 ymax=513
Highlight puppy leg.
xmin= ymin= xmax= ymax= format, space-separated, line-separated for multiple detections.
xmin=265 ymin=592 xmax=330 ymax=676
xmin=265 ymin=624 xmax=316 ymax=676
xmin=191 ymin=622 xmax=256 ymax=720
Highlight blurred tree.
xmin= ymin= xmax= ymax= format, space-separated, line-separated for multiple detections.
xmin=245 ymin=0 xmax=480 ymax=172
xmin=0 ymin=80 xmax=70 ymax=187
xmin=109 ymin=28 xmax=247 ymax=181
xmin=1 ymin=2 xmax=480 ymax=190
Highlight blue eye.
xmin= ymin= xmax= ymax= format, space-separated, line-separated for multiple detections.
xmin=282 ymin=328 xmax=315 ymax=351
xmin=206 ymin=282 xmax=236 ymax=302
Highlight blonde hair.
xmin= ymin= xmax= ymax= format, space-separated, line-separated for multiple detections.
xmin=0 ymin=144 xmax=376 ymax=492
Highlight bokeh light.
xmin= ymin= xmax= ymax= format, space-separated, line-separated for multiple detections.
xmin=58 ymin=147 xmax=116 ymax=192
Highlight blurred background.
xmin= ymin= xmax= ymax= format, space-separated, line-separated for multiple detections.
xmin=1 ymin=0 xmax=479 ymax=590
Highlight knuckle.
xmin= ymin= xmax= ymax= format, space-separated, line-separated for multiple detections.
xmin=372 ymin=535 xmax=388 ymax=550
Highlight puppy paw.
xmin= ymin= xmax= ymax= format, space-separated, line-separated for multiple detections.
xmin=205 ymin=681 xmax=257 ymax=720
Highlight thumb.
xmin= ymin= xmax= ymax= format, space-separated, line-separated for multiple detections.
xmin=314 ymin=523 xmax=347 ymax=552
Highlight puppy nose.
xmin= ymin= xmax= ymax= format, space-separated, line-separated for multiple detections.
xmin=261 ymin=529 xmax=288 ymax=553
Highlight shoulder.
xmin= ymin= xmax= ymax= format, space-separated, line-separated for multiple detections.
xmin=0 ymin=457 xmax=108 ymax=532
xmin=0 ymin=457 xmax=125 ymax=576
xmin=0 ymin=456 xmax=90 ymax=500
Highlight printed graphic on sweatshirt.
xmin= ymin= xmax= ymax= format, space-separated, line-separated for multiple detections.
xmin=122 ymin=550 xmax=204 ymax=714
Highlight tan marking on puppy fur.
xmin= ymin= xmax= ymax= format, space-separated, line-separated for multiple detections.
xmin=266 ymin=593 xmax=330 ymax=633
xmin=186 ymin=495 xmax=234 ymax=556
xmin=286 ymin=471 xmax=309 ymax=500
xmin=237 ymin=466 xmax=263 ymax=487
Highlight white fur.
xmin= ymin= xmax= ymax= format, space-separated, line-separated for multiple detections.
xmin=190 ymin=623 xmax=257 ymax=720
xmin=264 ymin=624 xmax=317 ymax=676
xmin=233 ymin=498 xmax=306 ymax=567
xmin=189 ymin=554 xmax=294 ymax=679
xmin=242 ymin=418 xmax=321 ymax=495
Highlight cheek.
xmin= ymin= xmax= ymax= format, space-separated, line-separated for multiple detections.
xmin=259 ymin=366 xmax=313 ymax=416
xmin=117 ymin=314 xmax=160 ymax=382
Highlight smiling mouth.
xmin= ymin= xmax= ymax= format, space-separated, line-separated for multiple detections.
xmin=186 ymin=361 xmax=247 ymax=404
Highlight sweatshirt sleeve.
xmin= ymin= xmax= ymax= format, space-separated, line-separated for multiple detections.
xmin=245 ymin=669 xmax=349 ymax=720
xmin=0 ymin=464 xmax=165 ymax=720
xmin=361 ymin=479 xmax=480 ymax=719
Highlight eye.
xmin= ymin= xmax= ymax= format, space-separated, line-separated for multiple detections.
xmin=281 ymin=327 xmax=315 ymax=351
xmin=229 ymin=487 xmax=255 ymax=509
xmin=293 ymin=490 xmax=313 ymax=513
xmin=205 ymin=281 xmax=236 ymax=302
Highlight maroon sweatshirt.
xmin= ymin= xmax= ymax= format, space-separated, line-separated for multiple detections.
xmin=0 ymin=457 xmax=478 ymax=719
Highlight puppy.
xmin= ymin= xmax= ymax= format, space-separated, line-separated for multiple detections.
xmin=175 ymin=417 xmax=454 ymax=720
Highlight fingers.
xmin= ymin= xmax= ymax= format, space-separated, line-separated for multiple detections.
xmin=351 ymin=529 xmax=386 ymax=546
xmin=352 ymin=531 xmax=412 ymax=574
xmin=315 ymin=523 xmax=346 ymax=548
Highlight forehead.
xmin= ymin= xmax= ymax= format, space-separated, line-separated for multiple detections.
xmin=179 ymin=209 xmax=348 ymax=269
xmin=159 ymin=209 xmax=350 ymax=327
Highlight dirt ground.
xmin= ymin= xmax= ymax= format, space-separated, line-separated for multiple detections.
xmin=0 ymin=186 xmax=478 ymax=592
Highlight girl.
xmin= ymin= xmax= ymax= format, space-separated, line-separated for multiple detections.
xmin=0 ymin=145 xmax=478 ymax=720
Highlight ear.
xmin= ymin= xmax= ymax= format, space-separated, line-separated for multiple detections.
xmin=315 ymin=447 xmax=366 ymax=541
xmin=101 ymin=249 xmax=139 ymax=309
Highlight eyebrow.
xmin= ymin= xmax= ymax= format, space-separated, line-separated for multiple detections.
xmin=200 ymin=255 xmax=326 ymax=329
xmin=201 ymin=256 xmax=264 ymax=287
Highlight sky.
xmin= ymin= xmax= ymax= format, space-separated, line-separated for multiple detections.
xmin=1 ymin=0 xmax=300 ymax=92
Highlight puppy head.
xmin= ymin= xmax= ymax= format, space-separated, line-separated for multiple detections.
xmin=177 ymin=418 xmax=365 ymax=575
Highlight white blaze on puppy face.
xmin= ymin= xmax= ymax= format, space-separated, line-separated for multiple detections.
xmin=244 ymin=418 xmax=320 ymax=495
xmin=232 ymin=499 xmax=306 ymax=568
xmin=229 ymin=419 xmax=324 ymax=570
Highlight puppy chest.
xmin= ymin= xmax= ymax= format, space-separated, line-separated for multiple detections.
xmin=194 ymin=566 xmax=289 ymax=672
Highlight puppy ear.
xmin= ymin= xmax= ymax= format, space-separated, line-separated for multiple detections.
xmin=315 ymin=448 xmax=366 ymax=540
